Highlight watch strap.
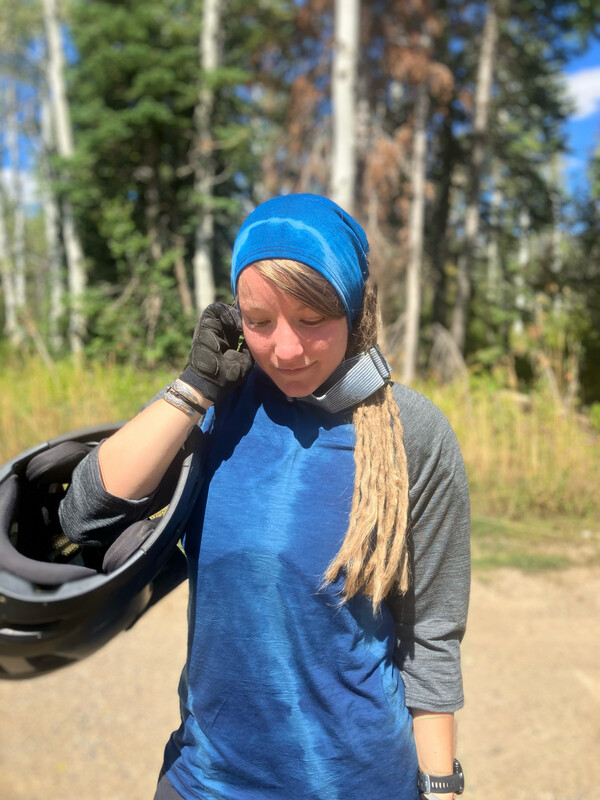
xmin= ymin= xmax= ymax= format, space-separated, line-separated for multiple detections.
xmin=417 ymin=758 xmax=464 ymax=795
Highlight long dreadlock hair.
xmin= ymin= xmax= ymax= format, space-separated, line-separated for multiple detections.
xmin=247 ymin=259 xmax=411 ymax=610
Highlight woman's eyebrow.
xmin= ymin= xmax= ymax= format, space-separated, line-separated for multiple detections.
xmin=239 ymin=301 xmax=271 ymax=313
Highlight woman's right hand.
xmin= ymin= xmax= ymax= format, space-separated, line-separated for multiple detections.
xmin=97 ymin=304 xmax=253 ymax=500
xmin=179 ymin=303 xmax=253 ymax=404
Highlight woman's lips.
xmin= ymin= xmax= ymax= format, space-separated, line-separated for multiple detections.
xmin=275 ymin=364 xmax=313 ymax=375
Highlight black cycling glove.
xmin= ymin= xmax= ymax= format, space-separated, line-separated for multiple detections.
xmin=179 ymin=303 xmax=253 ymax=404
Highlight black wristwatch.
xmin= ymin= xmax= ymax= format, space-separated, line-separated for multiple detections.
xmin=418 ymin=758 xmax=464 ymax=795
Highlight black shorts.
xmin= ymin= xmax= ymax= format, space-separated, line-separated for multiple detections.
xmin=153 ymin=771 xmax=185 ymax=800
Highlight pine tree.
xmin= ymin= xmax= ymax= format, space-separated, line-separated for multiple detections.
xmin=66 ymin=0 xmax=298 ymax=363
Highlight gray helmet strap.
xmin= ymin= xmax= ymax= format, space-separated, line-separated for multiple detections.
xmin=299 ymin=345 xmax=391 ymax=414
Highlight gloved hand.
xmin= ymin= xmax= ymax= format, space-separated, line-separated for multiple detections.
xmin=179 ymin=303 xmax=253 ymax=404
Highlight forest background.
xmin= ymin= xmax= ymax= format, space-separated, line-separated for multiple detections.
xmin=1 ymin=0 xmax=600 ymax=568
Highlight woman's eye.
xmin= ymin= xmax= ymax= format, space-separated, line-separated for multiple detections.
xmin=245 ymin=318 xmax=270 ymax=329
xmin=301 ymin=317 xmax=324 ymax=327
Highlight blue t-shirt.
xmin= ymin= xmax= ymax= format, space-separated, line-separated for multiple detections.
xmin=163 ymin=369 xmax=419 ymax=800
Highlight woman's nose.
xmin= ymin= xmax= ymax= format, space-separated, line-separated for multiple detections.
xmin=273 ymin=321 xmax=304 ymax=362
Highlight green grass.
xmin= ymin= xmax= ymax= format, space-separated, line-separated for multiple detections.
xmin=470 ymin=514 xmax=600 ymax=571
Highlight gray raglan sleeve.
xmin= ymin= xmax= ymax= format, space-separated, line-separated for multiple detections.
xmin=58 ymin=446 xmax=160 ymax=547
xmin=388 ymin=383 xmax=471 ymax=712
xmin=58 ymin=389 xmax=190 ymax=547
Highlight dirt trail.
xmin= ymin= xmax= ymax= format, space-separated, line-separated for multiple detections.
xmin=1 ymin=568 xmax=599 ymax=800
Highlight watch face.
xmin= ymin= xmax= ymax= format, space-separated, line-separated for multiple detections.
xmin=454 ymin=758 xmax=465 ymax=792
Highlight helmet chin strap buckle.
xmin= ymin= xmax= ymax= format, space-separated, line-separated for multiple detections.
xmin=299 ymin=345 xmax=392 ymax=414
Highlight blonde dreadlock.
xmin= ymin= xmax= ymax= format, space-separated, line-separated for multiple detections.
xmin=249 ymin=260 xmax=411 ymax=610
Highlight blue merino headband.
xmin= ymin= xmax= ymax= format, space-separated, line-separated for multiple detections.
xmin=231 ymin=194 xmax=369 ymax=325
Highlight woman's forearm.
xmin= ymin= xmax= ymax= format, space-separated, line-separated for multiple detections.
xmin=411 ymin=709 xmax=456 ymax=799
xmin=98 ymin=391 xmax=209 ymax=500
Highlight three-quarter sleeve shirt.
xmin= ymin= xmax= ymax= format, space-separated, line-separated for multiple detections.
xmin=60 ymin=368 xmax=470 ymax=800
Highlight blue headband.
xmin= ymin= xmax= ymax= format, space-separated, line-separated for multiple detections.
xmin=231 ymin=194 xmax=369 ymax=325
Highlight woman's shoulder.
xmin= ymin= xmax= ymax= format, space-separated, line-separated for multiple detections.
xmin=390 ymin=382 xmax=464 ymax=469
xmin=391 ymin=381 xmax=453 ymax=433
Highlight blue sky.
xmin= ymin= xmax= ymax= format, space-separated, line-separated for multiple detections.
xmin=563 ymin=37 xmax=600 ymax=193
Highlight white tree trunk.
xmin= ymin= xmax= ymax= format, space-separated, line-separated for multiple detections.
xmin=0 ymin=183 xmax=19 ymax=342
xmin=513 ymin=207 xmax=530 ymax=336
xmin=192 ymin=0 xmax=221 ymax=314
xmin=193 ymin=205 xmax=216 ymax=313
xmin=42 ymin=0 xmax=86 ymax=354
xmin=6 ymin=82 xmax=27 ymax=316
xmin=451 ymin=4 xmax=498 ymax=353
xmin=486 ymin=157 xmax=502 ymax=304
xmin=549 ymin=157 xmax=563 ymax=278
xmin=331 ymin=0 xmax=360 ymax=214
xmin=41 ymin=91 xmax=65 ymax=351
xmin=0 ymin=82 xmax=21 ymax=344
xmin=402 ymin=81 xmax=430 ymax=385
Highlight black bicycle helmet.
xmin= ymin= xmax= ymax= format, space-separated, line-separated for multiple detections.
xmin=0 ymin=422 xmax=203 ymax=679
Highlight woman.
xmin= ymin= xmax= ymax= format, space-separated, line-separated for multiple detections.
xmin=60 ymin=194 xmax=470 ymax=800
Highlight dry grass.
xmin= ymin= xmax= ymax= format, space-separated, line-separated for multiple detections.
xmin=2 ymin=356 xmax=599 ymax=528
xmin=0 ymin=355 xmax=172 ymax=463
xmin=420 ymin=379 xmax=600 ymax=520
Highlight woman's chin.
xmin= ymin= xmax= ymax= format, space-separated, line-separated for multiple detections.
xmin=274 ymin=380 xmax=319 ymax=398
xmin=269 ymin=367 xmax=321 ymax=398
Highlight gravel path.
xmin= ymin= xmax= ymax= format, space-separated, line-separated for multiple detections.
xmin=1 ymin=568 xmax=599 ymax=800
